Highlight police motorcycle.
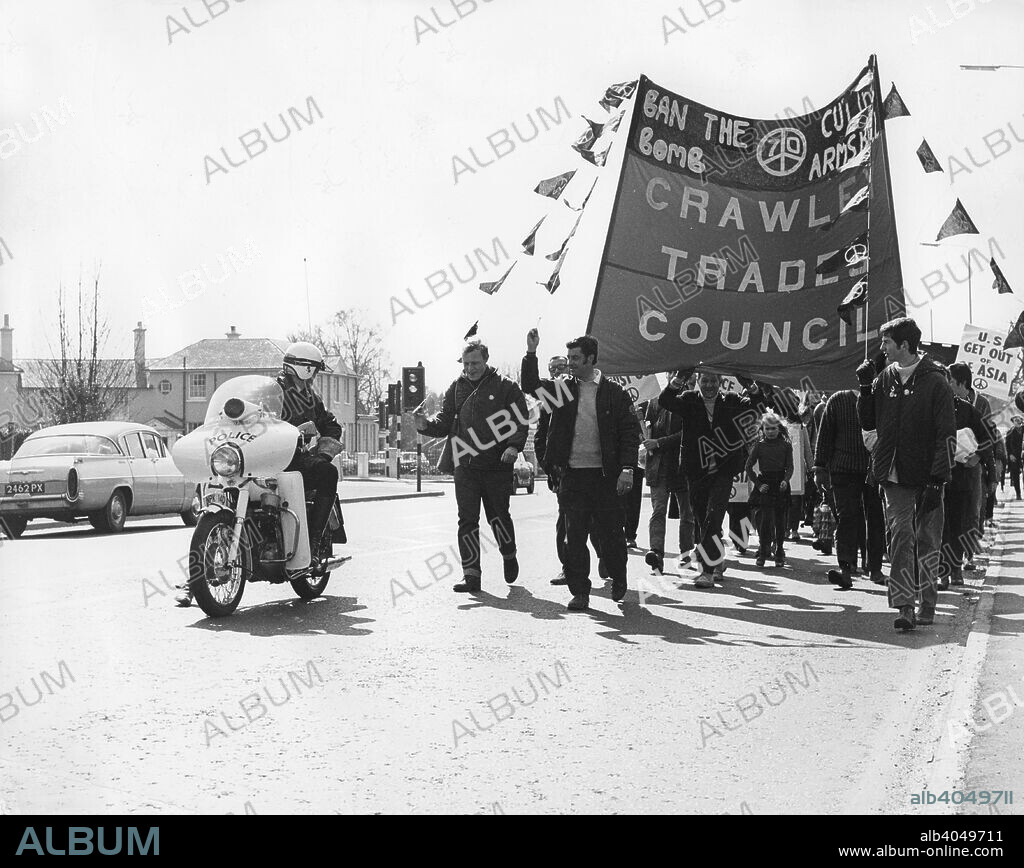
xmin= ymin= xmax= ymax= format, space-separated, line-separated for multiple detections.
xmin=171 ymin=375 xmax=348 ymax=617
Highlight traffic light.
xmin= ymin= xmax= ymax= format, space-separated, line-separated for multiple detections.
xmin=402 ymin=364 xmax=425 ymax=410
xmin=377 ymin=401 xmax=387 ymax=429
xmin=386 ymin=383 xmax=400 ymax=417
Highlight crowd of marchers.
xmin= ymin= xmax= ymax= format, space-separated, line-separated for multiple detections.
xmin=410 ymin=315 xmax=1019 ymax=630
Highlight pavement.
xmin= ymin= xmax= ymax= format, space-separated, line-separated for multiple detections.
xmin=0 ymin=489 xmax=1021 ymax=815
xmin=338 ymin=476 xmax=446 ymax=503
xmin=959 ymin=501 xmax=1024 ymax=816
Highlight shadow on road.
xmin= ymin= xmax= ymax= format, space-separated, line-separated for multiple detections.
xmin=15 ymin=523 xmax=185 ymax=541
xmin=187 ymin=594 xmax=374 ymax=637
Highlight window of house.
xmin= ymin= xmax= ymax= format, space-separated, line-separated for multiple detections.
xmin=186 ymin=422 xmax=201 ymax=433
xmin=158 ymin=379 xmax=172 ymax=395
xmin=187 ymin=372 xmax=207 ymax=401
xmin=345 ymin=377 xmax=352 ymax=404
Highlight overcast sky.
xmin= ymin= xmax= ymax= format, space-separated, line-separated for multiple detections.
xmin=1 ymin=0 xmax=1022 ymax=389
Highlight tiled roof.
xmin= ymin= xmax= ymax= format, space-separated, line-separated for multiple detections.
xmin=150 ymin=338 xmax=355 ymax=376
xmin=149 ymin=338 xmax=292 ymax=371
xmin=13 ymin=358 xmax=137 ymax=389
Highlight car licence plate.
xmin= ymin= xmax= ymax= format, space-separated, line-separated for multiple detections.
xmin=5 ymin=482 xmax=44 ymax=495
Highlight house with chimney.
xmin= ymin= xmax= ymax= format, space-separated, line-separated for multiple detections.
xmin=0 ymin=316 xmax=377 ymax=454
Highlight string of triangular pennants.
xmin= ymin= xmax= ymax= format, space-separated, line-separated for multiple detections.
xmin=883 ymin=79 xmax=1022 ymax=348
xmin=817 ymin=71 xmax=1020 ymax=346
xmin=477 ymin=79 xmax=637 ymax=297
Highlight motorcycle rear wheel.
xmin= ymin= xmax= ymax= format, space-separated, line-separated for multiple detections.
xmin=190 ymin=512 xmax=250 ymax=617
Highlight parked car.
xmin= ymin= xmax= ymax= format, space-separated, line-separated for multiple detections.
xmin=0 ymin=422 xmax=201 ymax=539
xmin=513 ymin=453 xmax=535 ymax=494
xmin=400 ymin=451 xmax=431 ymax=473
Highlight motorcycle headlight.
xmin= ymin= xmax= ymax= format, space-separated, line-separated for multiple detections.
xmin=210 ymin=443 xmax=244 ymax=478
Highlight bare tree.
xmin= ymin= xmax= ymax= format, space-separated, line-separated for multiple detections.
xmin=38 ymin=273 xmax=133 ymax=424
xmin=289 ymin=308 xmax=390 ymax=414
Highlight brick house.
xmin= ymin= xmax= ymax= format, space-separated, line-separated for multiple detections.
xmin=0 ymin=316 xmax=377 ymax=454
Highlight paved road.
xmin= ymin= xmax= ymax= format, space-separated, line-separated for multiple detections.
xmin=0 ymin=489 xmax=1020 ymax=815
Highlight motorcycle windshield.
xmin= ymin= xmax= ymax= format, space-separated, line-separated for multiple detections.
xmin=204 ymin=375 xmax=286 ymax=424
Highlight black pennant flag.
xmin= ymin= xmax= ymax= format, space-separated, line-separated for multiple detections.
xmin=992 ymin=258 xmax=1013 ymax=294
xmin=463 ymin=321 xmax=479 ymax=340
xmin=538 ymin=249 xmax=567 ymax=294
xmin=534 ymin=170 xmax=575 ymax=199
xmin=546 ymin=213 xmax=582 ymax=262
xmin=936 ymin=198 xmax=980 ymax=240
xmin=478 ymin=261 xmax=515 ymax=295
xmin=816 ymin=232 xmax=868 ymax=275
xmin=838 ymin=278 xmax=868 ymax=325
xmin=916 ymin=139 xmax=943 ymax=173
xmin=841 ymin=185 xmax=870 ymax=215
xmin=564 ymin=179 xmax=597 ymax=211
xmin=521 ymin=217 xmax=545 ymax=255
xmin=579 ymin=146 xmax=609 ymax=167
xmin=1006 ymin=309 xmax=1024 ymax=350
xmin=599 ymin=80 xmax=637 ymax=112
xmin=882 ymin=84 xmax=910 ymax=119
xmin=571 ymin=126 xmax=597 ymax=157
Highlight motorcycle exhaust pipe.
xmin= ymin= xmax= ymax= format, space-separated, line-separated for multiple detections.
xmin=321 ymin=555 xmax=352 ymax=572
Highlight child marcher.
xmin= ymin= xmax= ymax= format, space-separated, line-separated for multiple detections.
xmin=745 ymin=412 xmax=794 ymax=568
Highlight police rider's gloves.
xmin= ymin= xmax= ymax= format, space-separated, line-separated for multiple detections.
xmin=920 ymin=482 xmax=943 ymax=514
xmin=856 ymin=359 xmax=875 ymax=388
xmin=813 ymin=467 xmax=831 ymax=489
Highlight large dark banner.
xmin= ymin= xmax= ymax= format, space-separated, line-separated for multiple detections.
xmin=587 ymin=59 xmax=905 ymax=389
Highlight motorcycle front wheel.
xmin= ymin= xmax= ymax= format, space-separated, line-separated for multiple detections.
xmin=189 ymin=512 xmax=250 ymax=617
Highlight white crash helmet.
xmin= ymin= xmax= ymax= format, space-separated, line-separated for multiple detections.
xmin=283 ymin=341 xmax=331 ymax=381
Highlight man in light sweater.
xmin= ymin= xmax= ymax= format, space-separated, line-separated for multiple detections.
xmin=542 ymin=335 xmax=638 ymax=611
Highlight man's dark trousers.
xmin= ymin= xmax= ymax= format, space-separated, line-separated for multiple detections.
xmin=941 ymin=483 xmax=971 ymax=580
xmin=287 ymin=451 xmax=338 ymax=549
xmin=558 ymin=468 xmax=627 ymax=597
xmin=620 ymin=467 xmax=644 ymax=542
xmin=831 ymin=472 xmax=885 ymax=572
xmin=690 ymin=471 xmax=733 ymax=572
xmin=454 ymin=465 xmax=516 ymax=579
xmin=555 ymin=509 xmax=603 ymax=567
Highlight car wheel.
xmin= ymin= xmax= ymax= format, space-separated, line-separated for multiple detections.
xmin=527 ymin=479 xmax=535 ymax=495
xmin=90 ymin=490 xmax=128 ymax=534
xmin=1 ymin=515 xmax=28 ymax=539
xmin=181 ymin=486 xmax=202 ymax=527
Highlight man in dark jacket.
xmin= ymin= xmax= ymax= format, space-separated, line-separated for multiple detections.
xmin=813 ymin=385 xmax=886 ymax=589
xmin=658 ymin=370 xmax=766 ymax=586
xmin=543 ymin=334 xmax=638 ymax=611
xmin=415 ymin=340 xmax=528 ymax=593
xmin=952 ymin=366 xmax=1001 ymax=565
xmin=643 ymin=394 xmax=692 ymax=575
xmin=1007 ymin=415 xmax=1023 ymax=500
xmin=940 ymin=368 xmax=995 ymax=588
xmin=522 ymin=328 xmax=589 ymax=585
xmin=857 ymin=316 xmax=955 ymax=630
